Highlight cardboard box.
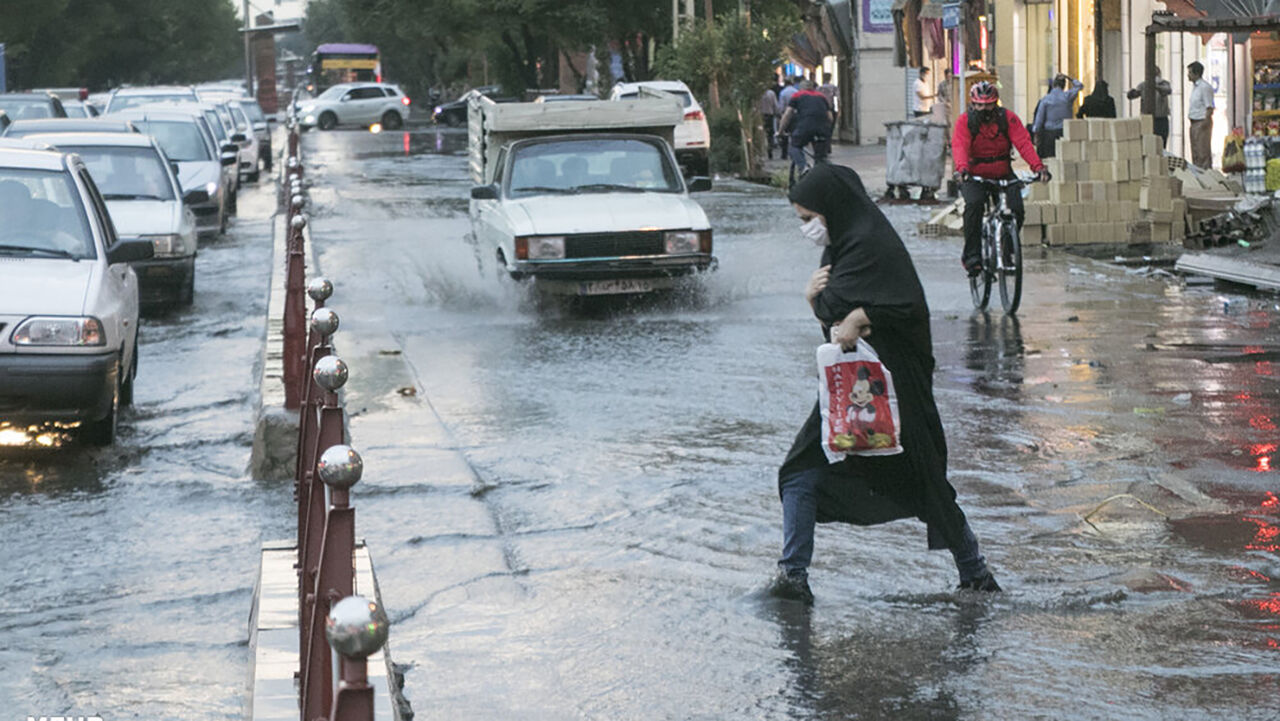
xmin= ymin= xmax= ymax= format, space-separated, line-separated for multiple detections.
xmin=1145 ymin=176 xmax=1179 ymax=194
xmin=1118 ymin=118 xmax=1142 ymax=141
xmin=1090 ymin=143 xmax=1115 ymax=162
xmin=1140 ymin=114 xmax=1154 ymax=135
xmin=1141 ymin=134 xmax=1162 ymax=157
xmin=1129 ymin=157 xmax=1143 ymax=178
xmin=1087 ymin=119 xmax=1108 ymax=141
xmin=1028 ymin=181 xmax=1051 ymax=202
xmin=1059 ymin=140 xmax=1084 ymax=162
xmin=1063 ymin=119 xmax=1088 ymax=141
xmin=1121 ymin=182 xmax=1142 ymax=202
xmin=1025 ymin=203 xmax=1043 ymax=225
xmin=1108 ymin=161 xmax=1130 ymax=183
xmin=1023 ymin=224 xmax=1045 ymax=245
xmin=1143 ymin=155 xmax=1167 ymax=177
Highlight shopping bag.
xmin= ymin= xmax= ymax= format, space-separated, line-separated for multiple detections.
xmin=1222 ymin=131 xmax=1246 ymax=173
xmin=817 ymin=340 xmax=903 ymax=463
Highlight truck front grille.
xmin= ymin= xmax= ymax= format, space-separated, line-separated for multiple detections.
xmin=564 ymin=232 xmax=665 ymax=259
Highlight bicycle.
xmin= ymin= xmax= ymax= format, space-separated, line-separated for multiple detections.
xmin=968 ymin=174 xmax=1031 ymax=314
xmin=788 ymin=133 xmax=829 ymax=188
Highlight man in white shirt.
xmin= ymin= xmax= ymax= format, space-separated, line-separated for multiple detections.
xmin=1186 ymin=61 xmax=1215 ymax=170
xmin=913 ymin=67 xmax=934 ymax=117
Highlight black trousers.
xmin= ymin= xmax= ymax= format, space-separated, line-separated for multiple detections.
xmin=1153 ymin=116 xmax=1169 ymax=149
xmin=960 ymin=178 xmax=1024 ymax=263
xmin=1036 ymin=128 xmax=1062 ymax=159
xmin=763 ymin=114 xmax=776 ymax=152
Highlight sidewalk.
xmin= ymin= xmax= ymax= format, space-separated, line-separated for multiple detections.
xmin=760 ymin=142 xmax=891 ymax=194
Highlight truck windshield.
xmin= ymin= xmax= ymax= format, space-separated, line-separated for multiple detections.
xmin=508 ymin=138 xmax=680 ymax=197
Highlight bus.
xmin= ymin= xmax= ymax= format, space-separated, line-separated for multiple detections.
xmin=309 ymin=43 xmax=380 ymax=94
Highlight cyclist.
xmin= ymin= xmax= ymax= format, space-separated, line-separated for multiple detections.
xmin=952 ymin=81 xmax=1049 ymax=277
xmin=779 ymin=78 xmax=833 ymax=186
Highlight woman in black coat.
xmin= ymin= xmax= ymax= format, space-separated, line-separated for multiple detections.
xmin=1077 ymin=81 xmax=1117 ymax=119
xmin=770 ymin=163 xmax=1000 ymax=605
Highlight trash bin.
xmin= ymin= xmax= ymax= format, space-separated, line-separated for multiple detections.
xmin=884 ymin=119 xmax=949 ymax=191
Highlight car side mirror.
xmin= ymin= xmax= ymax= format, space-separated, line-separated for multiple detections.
xmin=340 ymin=96 xmax=351 ymax=102
xmin=107 ymin=238 xmax=154 ymax=264
xmin=183 ymin=188 xmax=210 ymax=204
xmin=221 ymin=142 xmax=238 ymax=154
xmin=687 ymin=176 xmax=713 ymax=192
xmin=231 ymin=132 xmax=247 ymax=143
xmin=470 ymin=184 xmax=499 ymax=200
xmin=268 ymin=116 xmax=279 ymax=123
xmin=169 ymin=161 xmax=180 ymax=178
xmin=221 ymin=151 xmax=238 ymax=166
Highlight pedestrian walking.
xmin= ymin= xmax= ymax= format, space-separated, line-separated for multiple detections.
xmin=1187 ymin=61 xmax=1215 ymax=170
xmin=1126 ymin=68 xmax=1172 ymax=149
xmin=779 ymin=79 xmax=834 ymax=186
xmin=1031 ymin=74 xmax=1084 ymax=159
xmin=1076 ymin=80 xmax=1116 ymax=118
xmin=760 ymin=84 xmax=779 ymax=160
xmin=913 ymin=67 xmax=935 ymax=118
xmin=777 ymin=76 xmax=799 ymax=152
xmin=768 ymin=162 xmax=1002 ymax=606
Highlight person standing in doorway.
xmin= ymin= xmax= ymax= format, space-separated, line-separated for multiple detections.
xmin=761 ymin=83 xmax=779 ymax=160
xmin=1187 ymin=61 xmax=1215 ymax=170
xmin=913 ymin=67 xmax=934 ymax=118
xmin=1126 ymin=68 xmax=1172 ymax=149
xmin=768 ymin=162 xmax=1003 ymax=606
xmin=1031 ymin=73 xmax=1084 ymax=159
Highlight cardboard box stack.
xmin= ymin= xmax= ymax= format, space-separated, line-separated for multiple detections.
xmin=1022 ymin=116 xmax=1187 ymax=246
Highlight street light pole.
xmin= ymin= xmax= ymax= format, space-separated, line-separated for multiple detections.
xmin=243 ymin=0 xmax=254 ymax=97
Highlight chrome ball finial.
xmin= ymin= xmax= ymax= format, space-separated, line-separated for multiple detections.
xmin=310 ymin=307 xmax=339 ymax=337
xmin=290 ymin=214 xmax=307 ymax=231
xmin=317 ymin=444 xmax=363 ymax=489
xmin=287 ymin=156 xmax=301 ymax=170
xmin=291 ymin=193 xmax=306 ymax=211
xmin=312 ymin=354 xmax=347 ymax=391
xmin=307 ymin=277 xmax=333 ymax=302
xmin=326 ymin=595 xmax=389 ymax=659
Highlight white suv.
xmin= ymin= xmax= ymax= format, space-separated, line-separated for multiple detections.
xmin=0 ymin=145 xmax=154 ymax=444
xmin=610 ymin=80 xmax=711 ymax=177
xmin=296 ymin=82 xmax=411 ymax=131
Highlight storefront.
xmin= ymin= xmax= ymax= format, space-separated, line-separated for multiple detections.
xmin=1249 ymin=33 xmax=1280 ymax=137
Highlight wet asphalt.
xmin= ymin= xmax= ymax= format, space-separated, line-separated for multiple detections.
xmin=1 ymin=125 xmax=1278 ymax=720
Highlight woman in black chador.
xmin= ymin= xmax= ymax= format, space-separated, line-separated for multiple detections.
xmin=770 ymin=163 xmax=1000 ymax=605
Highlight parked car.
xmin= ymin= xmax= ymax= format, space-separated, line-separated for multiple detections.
xmin=108 ymin=108 xmax=234 ymax=238
xmin=3 ymin=118 xmax=138 ymax=137
xmin=0 ymin=144 xmax=154 ymax=444
xmin=224 ymin=102 xmax=261 ymax=182
xmin=104 ymin=86 xmax=198 ymax=114
xmin=433 ymin=85 xmax=516 ymax=126
xmin=61 ymin=101 xmax=100 ymax=118
xmin=143 ymin=100 xmax=246 ymax=196
xmin=236 ymin=98 xmax=273 ymax=173
xmin=295 ymin=82 xmax=411 ymax=131
xmin=30 ymin=132 xmax=198 ymax=305
xmin=0 ymin=93 xmax=67 ymax=121
xmin=610 ymin=81 xmax=711 ymax=177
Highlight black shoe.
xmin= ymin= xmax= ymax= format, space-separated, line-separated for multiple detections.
xmin=957 ymin=572 xmax=1002 ymax=592
xmin=768 ymin=568 xmax=814 ymax=606
xmin=962 ymin=256 xmax=983 ymax=278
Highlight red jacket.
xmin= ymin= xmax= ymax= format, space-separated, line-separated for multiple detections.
xmin=952 ymin=109 xmax=1044 ymax=178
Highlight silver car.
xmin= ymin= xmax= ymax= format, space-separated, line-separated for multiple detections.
xmin=30 ymin=132 xmax=199 ymax=305
xmin=104 ymin=85 xmax=199 ymax=113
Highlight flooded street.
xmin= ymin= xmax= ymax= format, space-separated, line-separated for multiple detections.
xmin=3 ymin=125 xmax=1278 ymax=720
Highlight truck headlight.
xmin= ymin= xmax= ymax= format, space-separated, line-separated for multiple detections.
xmin=516 ymin=235 xmax=565 ymax=260
xmin=664 ymin=231 xmax=700 ymax=254
xmin=11 ymin=316 xmax=105 ymax=347
xmin=145 ymin=233 xmax=188 ymax=258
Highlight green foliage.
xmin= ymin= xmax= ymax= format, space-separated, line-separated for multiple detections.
xmin=0 ymin=0 xmax=241 ymax=89
xmin=708 ymin=107 xmax=743 ymax=173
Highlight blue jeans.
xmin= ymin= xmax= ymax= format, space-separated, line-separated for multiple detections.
xmin=778 ymin=466 xmax=989 ymax=581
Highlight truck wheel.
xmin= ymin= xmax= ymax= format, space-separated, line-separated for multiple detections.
xmin=381 ymin=111 xmax=403 ymax=130
xmin=318 ymin=112 xmax=338 ymax=130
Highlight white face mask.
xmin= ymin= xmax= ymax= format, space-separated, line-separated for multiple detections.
xmin=800 ymin=216 xmax=829 ymax=246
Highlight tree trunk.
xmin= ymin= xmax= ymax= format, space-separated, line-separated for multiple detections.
xmin=705 ymin=0 xmax=721 ymax=109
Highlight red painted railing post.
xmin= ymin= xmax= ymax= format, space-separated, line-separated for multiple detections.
xmin=282 ymin=213 xmax=308 ymax=410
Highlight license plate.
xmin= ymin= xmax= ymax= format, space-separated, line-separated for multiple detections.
xmin=576 ymin=278 xmax=654 ymax=296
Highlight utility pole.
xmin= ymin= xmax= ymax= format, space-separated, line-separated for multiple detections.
xmin=243 ymin=0 xmax=254 ymax=97
xmin=673 ymin=0 xmax=680 ymax=43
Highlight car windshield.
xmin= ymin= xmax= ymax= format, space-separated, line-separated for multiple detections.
xmin=508 ymin=138 xmax=681 ymax=197
xmin=131 ymin=120 xmax=212 ymax=161
xmin=0 ymin=98 xmax=54 ymax=120
xmin=228 ymin=106 xmax=249 ymax=131
xmin=318 ymin=86 xmax=348 ymax=100
xmin=63 ymin=104 xmax=91 ymax=118
xmin=619 ymin=89 xmax=693 ymax=108
xmin=66 ymin=145 xmax=175 ymax=201
xmin=0 ymin=168 xmax=95 ymax=259
xmin=110 ymin=94 xmax=195 ymax=112
xmin=239 ymin=101 xmax=266 ymax=123
xmin=203 ymin=110 xmax=227 ymax=141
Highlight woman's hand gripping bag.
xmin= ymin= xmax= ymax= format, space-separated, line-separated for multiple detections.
xmin=817 ymin=340 xmax=903 ymax=463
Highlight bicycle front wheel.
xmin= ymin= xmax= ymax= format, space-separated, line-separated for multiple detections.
xmin=998 ymin=221 xmax=1023 ymax=314
xmin=970 ymin=224 xmax=995 ymax=311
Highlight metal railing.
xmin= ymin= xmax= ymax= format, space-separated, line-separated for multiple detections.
xmin=281 ymin=119 xmax=388 ymax=721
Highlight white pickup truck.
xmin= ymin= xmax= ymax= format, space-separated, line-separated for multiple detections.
xmin=467 ymin=90 xmax=715 ymax=297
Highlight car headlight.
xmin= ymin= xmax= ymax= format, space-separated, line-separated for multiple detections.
xmin=11 ymin=316 xmax=105 ymax=347
xmin=145 ymin=233 xmax=188 ymax=258
xmin=205 ymin=181 xmax=218 ymax=196
xmin=433 ymin=106 xmax=442 ymax=116
xmin=515 ymin=235 xmax=565 ymax=260
xmin=304 ymin=114 xmax=316 ymax=124
xmin=664 ymin=231 xmax=701 ymax=255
